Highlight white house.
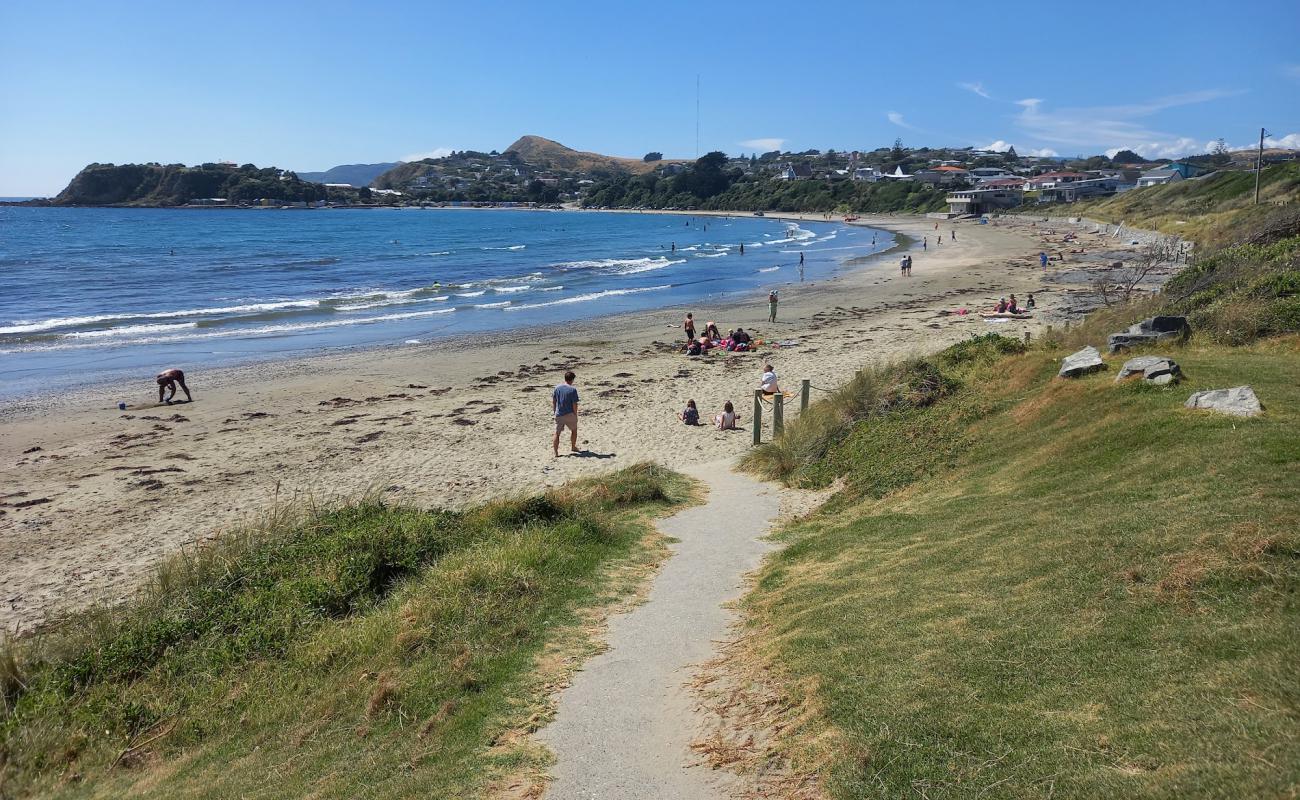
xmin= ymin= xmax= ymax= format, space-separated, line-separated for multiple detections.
xmin=852 ymin=167 xmax=883 ymax=182
xmin=1136 ymin=168 xmax=1183 ymax=188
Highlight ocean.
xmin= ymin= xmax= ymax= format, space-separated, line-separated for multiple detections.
xmin=0 ymin=207 xmax=891 ymax=398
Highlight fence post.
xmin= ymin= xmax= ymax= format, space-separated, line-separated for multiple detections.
xmin=773 ymin=393 xmax=784 ymax=437
xmin=1024 ymin=330 xmax=1032 ymax=345
xmin=801 ymin=379 xmax=810 ymax=411
xmin=752 ymin=390 xmax=763 ymax=446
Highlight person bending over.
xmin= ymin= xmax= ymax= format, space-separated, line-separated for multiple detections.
xmin=156 ymin=368 xmax=192 ymax=403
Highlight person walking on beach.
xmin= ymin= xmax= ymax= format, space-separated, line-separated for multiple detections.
xmin=906 ymin=255 xmax=913 ymax=276
xmin=156 ymin=368 xmax=192 ymax=403
xmin=900 ymin=255 xmax=909 ymax=276
xmin=923 ymin=236 xmax=927 ymax=251
xmin=951 ymin=229 xmax=956 ymax=241
xmin=683 ymin=312 xmax=696 ymax=343
xmin=1039 ymin=251 xmax=1049 ymax=270
xmin=552 ymin=371 xmax=580 ymax=458
xmin=740 ymin=242 xmax=745 ymax=255
xmin=799 ymin=251 xmax=805 ymax=267
xmin=767 ymin=289 xmax=779 ymax=322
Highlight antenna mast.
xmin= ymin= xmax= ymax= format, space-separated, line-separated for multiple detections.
xmin=695 ymin=74 xmax=700 ymax=158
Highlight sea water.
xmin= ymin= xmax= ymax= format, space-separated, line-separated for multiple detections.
xmin=0 ymin=207 xmax=891 ymax=398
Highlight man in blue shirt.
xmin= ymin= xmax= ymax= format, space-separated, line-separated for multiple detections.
xmin=552 ymin=370 xmax=580 ymax=457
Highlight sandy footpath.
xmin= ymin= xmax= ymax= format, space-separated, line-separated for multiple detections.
xmin=0 ymin=213 xmax=1135 ymax=633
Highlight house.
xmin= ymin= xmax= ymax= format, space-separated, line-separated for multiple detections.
xmin=914 ymin=165 xmax=970 ymax=186
xmin=946 ymin=187 xmax=1023 ymax=215
xmin=852 ymin=167 xmax=883 ymax=182
xmin=1038 ymin=177 xmax=1124 ymax=203
xmin=1025 ymin=171 xmax=1089 ymax=190
xmin=1163 ymin=161 xmax=1208 ymax=179
xmin=777 ymin=163 xmax=813 ymax=180
xmin=880 ymin=166 xmax=913 ymax=181
xmin=1137 ymin=168 xmax=1182 ymax=188
xmin=969 ymin=167 xmax=1019 ymax=182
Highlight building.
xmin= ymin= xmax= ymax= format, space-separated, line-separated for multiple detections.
xmin=1136 ymin=168 xmax=1182 ymax=187
xmin=946 ymin=187 xmax=1023 ymax=215
xmin=852 ymin=167 xmax=883 ymax=182
xmin=1025 ymin=171 xmax=1089 ymax=190
xmin=777 ymin=163 xmax=813 ymax=180
xmin=969 ymin=167 xmax=1019 ymax=182
xmin=880 ymin=166 xmax=913 ymax=181
xmin=913 ymin=166 xmax=970 ymax=186
xmin=1038 ymin=177 xmax=1124 ymax=203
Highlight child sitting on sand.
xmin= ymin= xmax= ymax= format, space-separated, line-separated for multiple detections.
xmin=686 ymin=338 xmax=703 ymax=356
xmin=714 ymin=401 xmax=739 ymax=430
xmin=678 ymin=399 xmax=700 ymax=425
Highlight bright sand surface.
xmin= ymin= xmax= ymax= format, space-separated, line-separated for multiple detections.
xmin=0 ymin=213 xmax=1135 ymax=633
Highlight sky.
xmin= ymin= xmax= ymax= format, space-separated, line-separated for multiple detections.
xmin=2 ymin=0 xmax=1299 ymax=196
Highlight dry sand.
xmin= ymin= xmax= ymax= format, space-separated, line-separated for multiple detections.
xmin=0 ymin=213 xmax=1140 ymax=634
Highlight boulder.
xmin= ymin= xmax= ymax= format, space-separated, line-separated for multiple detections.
xmin=1184 ymin=386 xmax=1263 ymax=417
xmin=1115 ymin=355 xmax=1182 ymax=384
xmin=1059 ymin=346 xmax=1105 ymax=378
xmin=1107 ymin=316 xmax=1189 ymax=353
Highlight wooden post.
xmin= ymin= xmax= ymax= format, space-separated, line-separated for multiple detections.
xmin=773 ymin=393 xmax=784 ymax=437
xmin=801 ymin=379 xmax=810 ymax=411
xmin=752 ymin=390 xmax=763 ymax=446
xmin=1024 ymin=330 xmax=1031 ymax=345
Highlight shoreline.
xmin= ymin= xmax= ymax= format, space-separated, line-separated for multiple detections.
xmin=0 ymin=213 xmax=1143 ymax=634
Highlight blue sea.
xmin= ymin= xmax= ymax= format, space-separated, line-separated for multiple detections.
xmin=0 ymin=207 xmax=891 ymax=398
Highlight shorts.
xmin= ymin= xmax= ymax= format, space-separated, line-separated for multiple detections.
xmin=555 ymin=412 xmax=577 ymax=433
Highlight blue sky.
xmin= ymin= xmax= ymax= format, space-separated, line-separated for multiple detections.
xmin=2 ymin=0 xmax=1298 ymax=195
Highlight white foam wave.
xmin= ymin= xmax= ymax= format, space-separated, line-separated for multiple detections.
xmin=505 ymin=285 xmax=670 ymax=312
xmin=555 ymin=256 xmax=684 ymax=274
xmin=483 ymin=244 xmax=526 ymax=250
xmin=456 ymin=290 xmax=486 ymax=297
xmin=696 ymin=252 xmax=727 ymax=258
xmin=64 ymin=322 xmax=198 ymax=339
xmin=492 ymin=285 xmax=531 ymax=293
xmin=428 ymin=251 xmax=451 ymax=256
xmin=0 ymin=300 xmax=320 ymax=335
xmin=757 ymin=266 xmax=780 ymax=273
xmin=474 ymin=301 xmax=511 ymax=309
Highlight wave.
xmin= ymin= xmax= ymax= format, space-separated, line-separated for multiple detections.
xmin=64 ymin=322 xmax=198 ymax=339
xmin=696 ymin=252 xmax=727 ymax=258
xmin=492 ymin=285 xmax=531 ymax=293
xmin=456 ymin=290 xmax=486 ymax=297
xmin=474 ymin=301 xmax=511 ymax=309
xmin=483 ymin=244 xmax=526 ymax=250
xmin=553 ymin=256 xmax=684 ymax=274
xmin=428 ymin=251 xmax=451 ymax=256
xmin=757 ymin=266 xmax=780 ymax=273
xmin=505 ymin=284 xmax=671 ymax=312
xmin=335 ymin=295 xmax=449 ymax=312
xmin=0 ymin=300 xmax=321 ymax=335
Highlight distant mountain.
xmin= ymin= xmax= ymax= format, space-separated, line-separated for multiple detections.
xmin=504 ymin=136 xmax=672 ymax=176
xmin=296 ymin=162 xmax=401 ymax=187
xmin=52 ymin=162 xmax=330 ymax=206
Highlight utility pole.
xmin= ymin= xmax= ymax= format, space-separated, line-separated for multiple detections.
xmin=1254 ymin=127 xmax=1269 ymax=205
xmin=695 ymin=74 xmax=700 ymax=158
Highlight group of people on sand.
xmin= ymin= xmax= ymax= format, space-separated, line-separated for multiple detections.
xmin=675 ymin=362 xmax=781 ymax=432
xmin=993 ymin=293 xmax=1035 ymax=314
xmin=682 ymin=312 xmax=758 ymax=356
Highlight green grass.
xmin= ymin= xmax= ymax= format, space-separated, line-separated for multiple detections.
xmin=0 ymin=464 xmax=691 ymax=799
xmin=1049 ymin=163 xmax=1300 ymax=248
xmin=740 ymin=334 xmax=1300 ymax=798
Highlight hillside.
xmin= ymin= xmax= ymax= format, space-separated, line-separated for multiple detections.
xmin=52 ymin=162 xmax=329 ymax=206
xmin=1054 ymin=162 xmax=1300 ymax=247
xmin=296 ymin=162 xmax=401 ymax=186
xmin=503 ymin=135 xmax=669 ymax=176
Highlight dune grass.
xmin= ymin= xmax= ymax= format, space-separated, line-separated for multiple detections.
xmin=739 ymin=330 xmax=1300 ymax=798
xmin=0 ymin=464 xmax=691 ymax=799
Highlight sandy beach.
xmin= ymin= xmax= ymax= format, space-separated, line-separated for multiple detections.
xmin=0 ymin=213 xmax=1145 ymax=633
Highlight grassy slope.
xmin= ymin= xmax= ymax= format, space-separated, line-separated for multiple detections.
xmin=1 ymin=465 xmax=690 ymax=799
xmin=742 ymin=336 xmax=1300 ymax=798
xmin=1051 ymin=163 xmax=1300 ymax=247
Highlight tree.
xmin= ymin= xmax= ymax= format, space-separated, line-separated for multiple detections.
xmin=1211 ymin=138 xmax=1230 ymax=165
xmin=1111 ymin=149 xmax=1146 ymax=165
xmin=1094 ymin=236 xmax=1181 ymax=306
xmin=643 ymin=152 xmax=663 ymax=162
xmin=891 ymin=138 xmax=905 ymax=160
xmin=1004 ymin=146 xmax=1018 ymax=166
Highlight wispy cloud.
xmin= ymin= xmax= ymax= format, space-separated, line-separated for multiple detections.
xmin=1012 ymin=89 xmax=1243 ymax=155
xmin=402 ymin=147 xmax=453 ymax=161
xmin=979 ymin=140 xmax=1059 ymax=158
xmin=886 ymin=111 xmax=921 ymax=132
xmin=739 ymin=138 xmax=786 ymax=152
xmin=958 ymin=81 xmax=992 ymax=99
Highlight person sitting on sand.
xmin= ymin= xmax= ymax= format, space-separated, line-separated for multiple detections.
xmin=715 ymin=401 xmax=739 ymax=430
xmin=678 ymin=399 xmax=701 ymax=426
xmin=686 ymin=338 xmax=703 ymax=356
xmin=1007 ymin=294 xmax=1020 ymax=314
xmin=704 ymin=321 xmax=722 ymax=341
xmin=156 ymin=368 xmax=192 ymax=403
xmin=1026 ymin=293 xmax=1036 ymax=310
xmin=731 ymin=327 xmax=752 ymax=351
xmin=995 ymin=297 xmax=1009 ymax=313
xmin=698 ymin=336 xmax=714 ymax=352
xmin=759 ymin=364 xmax=781 ymax=396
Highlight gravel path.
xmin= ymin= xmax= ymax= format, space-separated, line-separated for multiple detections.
xmin=538 ymin=461 xmax=781 ymax=799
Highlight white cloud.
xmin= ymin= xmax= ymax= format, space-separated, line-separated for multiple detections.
xmin=886 ymin=111 xmax=921 ymax=131
xmin=958 ymin=81 xmax=992 ymax=99
xmin=1265 ymin=132 xmax=1300 ymax=149
xmin=739 ymin=138 xmax=786 ymax=152
xmin=402 ymin=147 xmax=453 ymax=161
xmin=978 ymin=140 xmax=1058 ymax=157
